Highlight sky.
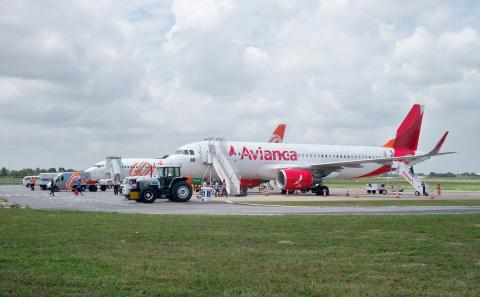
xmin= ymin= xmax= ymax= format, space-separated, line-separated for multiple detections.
xmin=0 ymin=0 xmax=479 ymax=173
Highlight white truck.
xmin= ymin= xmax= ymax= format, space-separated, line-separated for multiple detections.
xmin=37 ymin=173 xmax=60 ymax=190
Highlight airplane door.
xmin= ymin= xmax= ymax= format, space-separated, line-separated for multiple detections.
xmin=200 ymin=143 xmax=208 ymax=164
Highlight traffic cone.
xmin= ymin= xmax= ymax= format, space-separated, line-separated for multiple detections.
xmin=429 ymin=191 xmax=435 ymax=199
xmin=354 ymin=191 xmax=359 ymax=198
xmin=395 ymin=191 xmax=400 ymax=199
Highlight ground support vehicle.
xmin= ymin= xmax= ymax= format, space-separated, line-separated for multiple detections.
xmin=366 ymin=183 xmax=387 ymax=194
xmin=37 ymin=173 xmax=60 ymax=190
xmin=98 ymin=179 xmax=112 ymax=191
xmin=22 ymin=176 xmax=39 ymax=188
xmin=48 ymin=172 xmax=98 ymax=192
xmin=123 ymin=166 xmax=192 ymax=203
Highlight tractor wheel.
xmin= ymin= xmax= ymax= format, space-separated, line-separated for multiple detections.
xmin=89 ymin=185 xmax=97 ymax=192
xmin=100 ymin=185 xmax=107 ymax=191
xmin=140 ymin=188 xmax=157 ymax=204
xmin=171 ymin=181 xmax=192 ymax=202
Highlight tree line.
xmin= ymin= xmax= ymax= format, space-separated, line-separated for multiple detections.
xmin=0 ymin=167 xmax=76 ymax=177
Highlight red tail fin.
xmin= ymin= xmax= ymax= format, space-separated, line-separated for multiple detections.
xmin=267 ymin=124 xmax=286 ymax=143
xmin=391 ymin=104 xmax=424 ymax=151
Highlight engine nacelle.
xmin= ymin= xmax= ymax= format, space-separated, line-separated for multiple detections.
xmin=277 ymin=169 xmax=313 ymax=191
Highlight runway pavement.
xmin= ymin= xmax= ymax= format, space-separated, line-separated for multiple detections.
xmin=1 ymin=185 xmax=480 ymax=216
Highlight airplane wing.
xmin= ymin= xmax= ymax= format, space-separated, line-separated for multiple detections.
xmin=273 ymin=131 xmax=456 ymax=174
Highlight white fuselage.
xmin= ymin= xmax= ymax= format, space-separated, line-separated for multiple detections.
xmin=85 ymin=158 xmax=164 ymax=181
xmin=163 ymin=141 xmax=404 ymax=180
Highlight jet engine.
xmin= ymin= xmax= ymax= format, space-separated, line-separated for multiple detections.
xmin=277 ymin=169 xmax=313 ymax=191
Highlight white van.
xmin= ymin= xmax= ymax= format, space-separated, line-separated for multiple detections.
xmin=37 ymin=173 xmax=60 ymax=190
xmin=49 ymin=172 xmax=97 ymax=192
xmin=22 ymin=176 xmax=39 ymax=188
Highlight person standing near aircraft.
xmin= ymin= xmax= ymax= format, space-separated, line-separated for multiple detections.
xmin=221 ymin=180 xmax=227 ymax=197
xmin=76 ymin=179 xmax=83 ymax=196
xmin=30 ymin=177 xmax=36 ymax=191
xmin=113 ymin=178 xmax=119 ymax=195
xmin=49 ymin=179 xmax=55 ymax=196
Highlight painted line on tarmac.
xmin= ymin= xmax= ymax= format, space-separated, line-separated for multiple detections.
xmin=225 ymin=200 xmax=321 ymax=208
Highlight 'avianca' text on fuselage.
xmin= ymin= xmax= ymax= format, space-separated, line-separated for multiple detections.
xmin=234 ymin=146 xmax=298 ymax=161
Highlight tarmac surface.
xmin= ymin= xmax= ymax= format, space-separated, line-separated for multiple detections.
xmin=1 ymin=185 xmax=480 ymax=216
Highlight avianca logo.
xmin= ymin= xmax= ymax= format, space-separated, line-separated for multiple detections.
xmin=230 ymin=146 xmax=298 ymax=161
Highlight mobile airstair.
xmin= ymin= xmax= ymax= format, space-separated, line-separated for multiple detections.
xmin=200 ymin=138 xmax=241 ymax=195
xmin=394 ymin=160 xmax=429 ymax=196
xmin=105 ymin=156 xmax=123 ymax=180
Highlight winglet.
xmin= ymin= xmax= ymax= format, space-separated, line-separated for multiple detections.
xmin=428 ymin=131 xmax=449 ymax=156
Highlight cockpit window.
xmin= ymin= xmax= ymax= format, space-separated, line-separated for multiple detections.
xmin=175 ymin=150 xmax=182 ymax=155
xmin=183 ymin=150 xmax=189 ymax=155
xmin=189 ymin=150 xmax=194 ymax=155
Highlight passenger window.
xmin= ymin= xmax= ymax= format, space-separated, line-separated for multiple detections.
xmin=189 ymin=150 xmax=194 ymax=155
xmin=183 ymin=150 xmax=189 ymax=155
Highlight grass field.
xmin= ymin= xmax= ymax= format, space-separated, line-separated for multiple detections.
xmin=1 ymin=209 xmax=479 ymax=296
xmin=246 ymin=200 xmax=480 ymax=207
xmin=0 ymin=177 xmax=22 ymax=185
xmin=328 ymin=177 xmax=480 ymax=191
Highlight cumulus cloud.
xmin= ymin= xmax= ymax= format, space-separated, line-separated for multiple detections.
xmin=0 ymin=0 xmax=479 ymax=173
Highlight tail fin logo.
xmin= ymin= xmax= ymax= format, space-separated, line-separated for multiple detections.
xmin=267 ymin=124 xmax=286 ymax=143
xmin=229 ymin=146 xmax=235 ymax=156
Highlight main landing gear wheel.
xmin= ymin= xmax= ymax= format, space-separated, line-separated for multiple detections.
xmin=315 ymin=186 xmax=330 ymax=196
xmin=415 ymin=191 xmax=420 ymax=196
xmin=171 ymin=181 xmax=192 ymax=202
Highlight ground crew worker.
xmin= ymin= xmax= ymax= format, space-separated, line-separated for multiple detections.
xmin=76 ymin=179 xmax=83 ymax=196
xmin=421 ymin=181 xmax=426 ymax=196
xmin=49 ymin=179 xmax=55 ymax=196
xmin=113 ymin=179 xmax=119 ymax=195
xmin=30 ymin=178 xmax=36 ymax=191
xmin=221 ymin=180 xmax=228 ymax=197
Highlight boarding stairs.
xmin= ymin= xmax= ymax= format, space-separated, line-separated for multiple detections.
xmin=394 ymin=160 xmax=429 ymax=195
xmin=202 ymin=138 xmax=241 ymax=195
xmin=105 ymin=156 xmax=123 ymax=180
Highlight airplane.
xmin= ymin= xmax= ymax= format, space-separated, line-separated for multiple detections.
xmin=84 ymin=123 xmax=287 ymax=182
xmin=163 ymin=104 xmax=455 ymax=195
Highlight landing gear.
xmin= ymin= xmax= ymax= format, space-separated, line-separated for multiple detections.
xmin=314 ymin=186 xmax=329 ymax=196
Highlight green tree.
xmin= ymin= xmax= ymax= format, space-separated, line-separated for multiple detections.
xmin=0 ymin=167 xmax=7 ymax=176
